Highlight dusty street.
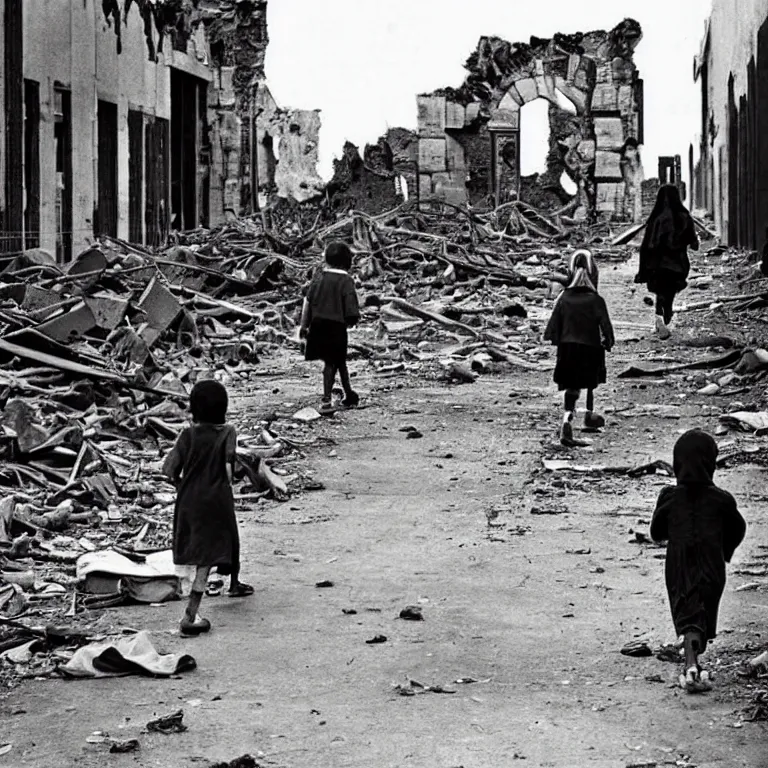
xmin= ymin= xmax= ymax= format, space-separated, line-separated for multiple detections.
xmin=1 ymin=257 xmax=766 ymax=768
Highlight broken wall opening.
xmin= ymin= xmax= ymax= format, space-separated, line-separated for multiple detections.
xmin=416 ymin=20 xmax=644 ymax=222
xmin=96 ymin=100 xmax=119 ymax=238
xmin=23 ymin=79 xmax=40 ymax=249
xmin=53 ymin=86 xmax=72 ymax=263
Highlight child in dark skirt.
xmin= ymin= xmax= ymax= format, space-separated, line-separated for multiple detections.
xmin=650 ymin=429 xmax=746 ymax=693
xmin=544 ymin=249 xmax=615 ymax=445
xmin=163 ymin=380 xmax=253 ymax=637
xmin=299 ymin=241 xmax=361 ymax=414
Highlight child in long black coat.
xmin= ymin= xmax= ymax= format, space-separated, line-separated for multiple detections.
xmin=544 ymin=249 xmax=614 ymax=445
xmin=299 ymin=242 xmax=361 ymax=413
xmin=650 ymin=429 xmax=746 ymax=693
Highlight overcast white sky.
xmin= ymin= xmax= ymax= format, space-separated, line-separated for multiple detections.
xmin=265 ymin=1 xmax=712 ymax=185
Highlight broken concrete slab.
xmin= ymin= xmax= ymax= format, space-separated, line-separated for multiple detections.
xmin=137 ymin=277 xmax=182 ymax=347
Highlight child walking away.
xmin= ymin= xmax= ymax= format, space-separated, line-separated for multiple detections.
xmin=650 ymin=429 xmax=746 ymax=693
xmin=635 ymin=184 xmax=699 ymax=339
xmin=163 ymin=380 xmax=253 ymax=637
xmin=299 ymin=242 xmax=361 ymax=414
xmin=544 ymin=249 xmax=614 ymax=446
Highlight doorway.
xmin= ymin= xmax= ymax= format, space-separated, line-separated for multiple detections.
xmin=97 ymin=100 xmax=118 ymax=237
xmin=24 ymin=79 xmax=40 ymax=248
xmin=54 ymin=86 xmax=72 ymax=263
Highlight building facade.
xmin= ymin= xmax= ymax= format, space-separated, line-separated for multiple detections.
xmin=693 ymin=0 xmax=768 ymax=249
xmin=0 ymin=0 xmax=278 ymax=261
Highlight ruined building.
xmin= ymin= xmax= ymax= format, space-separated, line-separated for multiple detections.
xmin=692 ymin=0 xmax=768 ymax=250
xmin=416 ymin=19 xmax=645 ymax=221
xmin=0 ymin=0 xmax=321 ymax=261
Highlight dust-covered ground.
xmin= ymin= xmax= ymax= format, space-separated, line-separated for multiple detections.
xmin=1 ymin=258 xmax=767 ymax=768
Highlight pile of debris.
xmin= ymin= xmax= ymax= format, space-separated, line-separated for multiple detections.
xmin=0 ymin=196 xmax=632 ymax=677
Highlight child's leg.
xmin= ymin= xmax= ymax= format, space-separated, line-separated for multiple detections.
xmin=586 ymin=388 xmax=594 ymax=413
xmin=561 ymin=389 xmax=579 ymax=442
xmin=338 ymin=361 xmax=359 ymax=406
xmin=680 ymin=629 xmax=712 ymax=692
xmin=683 ymin=630 xmax=705 ymax=670
xmin=654 ymin=293 xmax=665 ymax=317
xmin=663 ymin=292 xmax=675 ymax=325
xmin=322 ymin=362 xmax=336 ymax=402
xmin=228 ymin=532 xmax=253 ymax=597
xmin=181 ymin=566 xmax=211 ymax=633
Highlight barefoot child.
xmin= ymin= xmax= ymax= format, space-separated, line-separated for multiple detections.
xmin=299 ymin=241 xmax=361 ymax=413
xmin=650 ymin=429 xmax=746 ymax=693
xmin=163 ymin=380 xmax=253 ymax=637
xmin=544 ymin=249 xmax=614 ymax=445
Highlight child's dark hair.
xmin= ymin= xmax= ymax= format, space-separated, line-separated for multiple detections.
xmin=190 ymin=379 xmax=228 ymax=424
xmin=325 ymin=241 xmax=353 ymax=270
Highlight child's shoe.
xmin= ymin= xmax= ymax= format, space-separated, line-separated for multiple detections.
xmin=319 ymin=399 xmax=335 ymax=415
xmin=180 ymin=615 xmax=211 ymax=637
xmin=679 ymin=665 xmax=712 ymax=693
xmin=584 ymin=411 xmax=605 ymax=430
xmin=342 ymin=390 xmax=360 ymax=408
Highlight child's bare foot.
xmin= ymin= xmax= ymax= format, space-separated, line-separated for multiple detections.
xmin=228 ymin=582 xmax=254 ymax=598
xmin=679 ymin=665 xmax=712 ymax=693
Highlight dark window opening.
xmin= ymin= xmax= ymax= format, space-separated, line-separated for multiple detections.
xmin=171 ymin=69 xmax=207 ymax=231
xmin=54 ymin=87 xmax=72 ymax=263
xmin=96 ymin=100 xmax=118 ymax=237
xmin=128 ymin=109 xmax=144 ymax=244
xmin=145 ymin=116 xmax=170 ymax=247
xmin=24 ymin=79 xmax=40 ymax=249
xmin=4 ymin=0 xmax=24 ymax=254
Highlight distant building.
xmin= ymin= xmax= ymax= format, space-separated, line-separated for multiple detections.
xmin=0 ymin=0 xmax=322 ymax=262
xmin=693 ymin=1 xmax=768 ymax=249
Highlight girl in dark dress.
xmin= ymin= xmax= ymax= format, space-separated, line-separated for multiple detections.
xmin=635 ymin=184 xmax=700 ymax=339
xmin=650 ymin=429 xmax=746 ymax=693
xmin=299 ymin=242 xmax=361 ymax=414
xmin=163 ymin=380 xmax=253 ymax=637
xmin=544 ymin=250 xmax=615 ymax=445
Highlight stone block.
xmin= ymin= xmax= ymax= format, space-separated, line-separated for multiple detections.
xmin=595 ymin=63 xmax=613 ymax=85
xmin=419 ymin=173 xmax=433 ymax=199
xmin=567 ymin=54 xmax=581 ymax=82
xmin=594 ymin=150 xmax=623 ymax=179
xmin=417 ymin=95 xmax=446 ymax=137
xmin=577 ymin=139 xmax=596 ymax=162
xmin=432 ymin=172 xmax=468 ymax=205
xmin=554 ymin=78 xmax=587 ymax=113
xmin=536 ymin=75 xmax=556 ymax=101
xmin=515 ymin=77 xmax=538 ymax=104
xmin=498 ymin=91 xmax=521 ymax=111
xmin=418 ymin=138 xmax=447 ymax=173
xmin=618 ymin=85 xmax=634 ymax=115
xmin=445 ymin=101 xmax=466 ymax=129
xmin=596 ymin=182 xmax=624 ymax=213
xmin=594 ymin=117 xmax=625 ymax=150
xmin=446 ymin=134 xmax=466 ymax=172
xmin=465 ymin=103 xmax=481 ymax=124
xmin=218 ymin=67 xmax=236 ymax=108
xmin=489 ymin=108 xmax=519 ymax=129
xmin=574 ymin=68 xmax=589 ymax=91
xmin=535 ymin=59 xmax=545 ymax=77
xmin=591 ymin=84 xmax=619 ymax=112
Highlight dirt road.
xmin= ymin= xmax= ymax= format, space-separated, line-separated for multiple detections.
xmin=2 ymin=259 xmax=767 ymax=768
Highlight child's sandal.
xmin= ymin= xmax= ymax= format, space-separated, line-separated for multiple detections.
xmin=228 ymin=583 xmax=254 ymax=598
xmin=180 ymin=616 xmax=211 ymax=637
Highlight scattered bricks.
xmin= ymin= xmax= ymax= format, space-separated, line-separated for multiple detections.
xmin=417 ymin=94 xmax=447 ymax=137
xmin=594 ymin=150 xmax=623 ymax=180
xmin=418 ymin=138 xmax=447 ymax=173
xmin=593 ymin=117 xmax=625 ymax=150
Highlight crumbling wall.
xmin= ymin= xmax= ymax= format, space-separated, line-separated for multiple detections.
xmin=416 ymin=19 xmax=644 ymax=221
xmin=326 ymin=129 xmax=418 ymax=214
xmin=253 ymin=84 xmax=324 ymax=205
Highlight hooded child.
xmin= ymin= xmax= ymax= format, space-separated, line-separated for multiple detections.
xmin=163 ymin=380 xmax=253 ymax=637
xmin=650 ymin=429 xmax=746 ymax=693
xmin=544 ymin=249 xmax=615 ymax=445
xmin=635 ymin=184 xmax=699 ymax=339
xmin=299 ymin=241 xmax=361 ymax=413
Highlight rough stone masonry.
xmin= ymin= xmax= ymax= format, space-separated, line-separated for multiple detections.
xmin=416 ymin=19 xmax=645 ymax=222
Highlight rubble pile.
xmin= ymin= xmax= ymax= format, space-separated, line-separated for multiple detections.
xmin=0 ymin=195 xmax=633 ymax=679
